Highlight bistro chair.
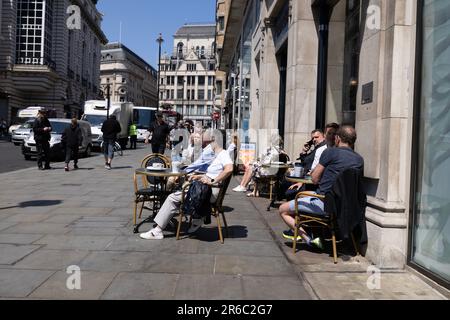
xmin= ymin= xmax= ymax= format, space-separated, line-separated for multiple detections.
xmin=293 ymin=168 xmax=366 ymax=264
xmin=140 ymin=153 xmax=171 ymax=188
xmin=176 ymin=174 xmax=233 ymax=244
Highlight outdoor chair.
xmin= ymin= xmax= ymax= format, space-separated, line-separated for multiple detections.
xmin=293 ymin=168 xmax=367 ymax=264
xmin=132 ymin=154 xmax=171 ymax=226
xmin=176 ymin=174 xmax=232 ymax=243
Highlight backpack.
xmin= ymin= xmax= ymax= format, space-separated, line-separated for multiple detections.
xmin=182 ymin=181 xmax=213 ymax=224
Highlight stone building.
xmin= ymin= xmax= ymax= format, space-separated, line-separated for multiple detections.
xmin=100 ymin=42 xmax=158 ymax=107
xmin=0 ymin=0 xmax=107 ymax=123
xmin=218 ymin=0 xmax=450 ymax=293
xmin=159 ymin=23 xmax=217 ymax=127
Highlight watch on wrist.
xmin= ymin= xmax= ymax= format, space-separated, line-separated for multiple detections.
xmin=210 ymin=179 xmax=215 ymax=184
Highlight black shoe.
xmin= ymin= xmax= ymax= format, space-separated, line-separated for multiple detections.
xmin=38 ymin=167 xmax=44 ymax=171
xmin=74 ymin=164 xmax=79 ymax=170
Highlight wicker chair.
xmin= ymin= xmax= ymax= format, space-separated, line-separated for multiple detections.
xmin=176 ymin=175 xmax=232 ymax=243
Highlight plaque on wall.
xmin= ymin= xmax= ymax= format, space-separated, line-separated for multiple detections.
xmin=361 ymin=82 xmax=374 ymax=105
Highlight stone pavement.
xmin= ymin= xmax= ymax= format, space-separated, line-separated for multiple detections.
xmin=0 ymin=146 xmax=447 ymax=300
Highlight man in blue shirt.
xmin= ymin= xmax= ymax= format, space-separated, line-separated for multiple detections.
xmin=279 ymin=126 xmax=364 ymax=248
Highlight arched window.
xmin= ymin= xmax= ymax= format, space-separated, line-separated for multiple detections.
xmin=177 ymin=42 xmax=184 ymax=58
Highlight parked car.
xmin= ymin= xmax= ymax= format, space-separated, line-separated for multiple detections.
xmin=22 ymin=119 xmax=93 ymax=161
xmin=11 ymin=120 xmax=34 ymax=146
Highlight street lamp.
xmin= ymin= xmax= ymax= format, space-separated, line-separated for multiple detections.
xmin=156 ymin=33 xmax=164 ymax=112
xmin=105 ymin=78 xmax=111 ymax=119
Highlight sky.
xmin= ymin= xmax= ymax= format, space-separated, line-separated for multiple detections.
xmin=97 ymin=0 xmax=216 ymax=68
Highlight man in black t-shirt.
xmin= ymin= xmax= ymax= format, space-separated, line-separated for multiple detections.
xmin=279 ymin=126 xmax=364 ymax=248
xmin=145 ymin=112 xmax=170 ymax=154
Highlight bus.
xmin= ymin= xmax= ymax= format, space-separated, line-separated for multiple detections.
xmin=161 ymin=110 xmax=182 ymax=127
xmin=132 ymin=106 xmax=157 ymax=142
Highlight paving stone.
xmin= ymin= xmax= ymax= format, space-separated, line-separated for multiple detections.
xmin=0 ymin=234 xmax=44 ymax=245
xmin=143 ymin=253 xmax=215 ymax=275
xmin=0 ymin=244 xmax=41 ymax=265
xmin=14 ymin=249 xmax=90 ymax=270
xmin=70 ymin=221 xmax=129 ymax=228
xmin=174 ymin=274 xmax=244 ymax=300
xmin=0 ymin=269 xmax=54 ymax=298
xmin=4 ymin=223 xmax=70 ymax=235
xmin=242 ymin=275 xmax=311 ymax=300
xmin=79 ymin=251 xmax=149 ymax=272
xmin=66 ymin=227 xmax=131 ymax=236
xmin=42 ymin=215 xmax=82 ymax=224
xmin=48 ymin=207 xmax=112 ymax=215
xmin=197 ymin=240 xmax=283 ymax=257
xmin=214 ymin=255 xmax=294 ymax=277
xmin=35 ymin=235 xmax=116 ymax=250
xmin=29 ymin=271 xmax=117 ymax=300
xmin=0 ymin=222 xmax=17 ymax=232
xmin=5 ymin=213 xmax=55 ymax=223
xmin=101 ymin=273 xmax=178 ymax=300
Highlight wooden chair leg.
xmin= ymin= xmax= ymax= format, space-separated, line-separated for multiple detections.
xmin=133 ymin=200 xmax=137 ymax=226
xmin=351 ymin=232 xmax=360 ymax=256
xmin=216 ymin=213 xmax=224 ymax=244
xmin=176 ymin=211 xmax=184 ymax=240
xmin=331 ymin=230 xmax=338 ymax=264
xmin=293 ymin=216 xmax=299 ymax=253
xmin=138 ymin=201 xmax=145 ymax=219
xmin=221 ymin=211 xmax=229 ymax=237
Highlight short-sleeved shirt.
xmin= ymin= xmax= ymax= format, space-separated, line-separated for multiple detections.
xmin=149 ymin=121 xmax=170 ymax=144
xmin=206 ymin=149 xmax=233 ymax=180
xmin=311 ymin=143 xmax=328 ymax=172
xmin=317 ymin=147 xmax=364 ymax=195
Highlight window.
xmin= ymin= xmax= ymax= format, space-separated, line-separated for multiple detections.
xmin=208 ymin=76 xmax=215 ymax=86
xmin=198 ymin=76 xmax=205 ymax=86
xmin=197 ymin=105 xmax=205 ymax=115
xmin=209 ymin=63 xmax=215 ymax=71
xmin=197 ymin=89 xmax=205 ymax=100
xmin=178 ymin=76 xmax=184 ymax=85
xmin=187 ymin=64 xmax=197 ymax=71
xmin=216 ymin=80 xmax=223 ymax=95
xmin=218 ymin=16 xmax=225 ymax=31
xmin=207 ymin=106 xmax=212 ymax=115
xmin=208 ymin=90 xmax=213 ymax=100
xmin=177 ymin=89 xmax=184 ymax=100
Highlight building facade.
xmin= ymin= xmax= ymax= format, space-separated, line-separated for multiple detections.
xmin=159 ymin=24 xmax=217 ymax=127
xmin=0 ymin=0 xmax=107 ymax=123
xmin=218 ymin=0 xmax=450 ymax=293
xmin=100 ymin=42 xmax=158 ymax=107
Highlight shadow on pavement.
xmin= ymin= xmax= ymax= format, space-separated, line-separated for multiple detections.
xmin=0 ymin=200 xmax=63 ymax=211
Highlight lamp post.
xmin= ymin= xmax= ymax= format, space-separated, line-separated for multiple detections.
xmin=106 ymin=79 xmax=111 ymax=119
xmin=156 ymin=33 xmax=164 ymax=112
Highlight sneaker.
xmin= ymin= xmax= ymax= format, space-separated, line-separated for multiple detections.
xmin=282 ymin=230 xmax=302 ymax=242
xmin=65 ymin=166 xmax=69 ymax=172
xmin=188 ymin=218 xmax=204 ymax=234
xmin=105 ymin=164 xmax=111 ymax=170
xmin=233 ymin=185 xmax=247 ymax=192
xmin=74 ymin=164 xmax=79 ymax=170
xmin=310 ymin=237 xmax=324 ymax=250
xmin=140 ymin=229 xmax=164 ymax=240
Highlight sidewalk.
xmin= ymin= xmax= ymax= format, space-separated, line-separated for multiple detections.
xmin=0 ymin=146 xmax=446 ymax=300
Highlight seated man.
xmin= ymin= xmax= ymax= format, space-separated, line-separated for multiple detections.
xmin=140 ymin=134 xmax=234 ymax=240
xmin=279 ymin=126 xmax=364 ymax=248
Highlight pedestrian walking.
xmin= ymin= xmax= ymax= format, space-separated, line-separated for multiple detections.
xmin=33 ymin=109 xmax=52 ymax=170
xmin=145 ymin=112 xmax=170 ymax=155
xmin=62 ymin=118 xmax=83 ymax=172
xmin=101 ymin=115 xmax=122 ymax=170
xmin=129 ymin=122 xmax=138 ymax=150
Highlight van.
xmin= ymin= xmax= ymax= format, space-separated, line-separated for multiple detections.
xmin=22 ymin=119 xmax=93 ymax=161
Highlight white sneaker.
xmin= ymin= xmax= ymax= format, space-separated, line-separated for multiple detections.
xmin=140 ymin=229 xmax=164 ymax=240
xmin=188 ymin=218 xmax=204 ymax=234
xmin=233 ymin=185 xmax=247 ymax=192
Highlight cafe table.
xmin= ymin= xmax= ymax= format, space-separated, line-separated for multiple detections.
xmin=133 ymin=168 xmax=188 ymax=234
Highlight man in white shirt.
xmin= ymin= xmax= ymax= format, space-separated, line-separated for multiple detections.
xmin=140 ymin=134 xmax=234 ymax=240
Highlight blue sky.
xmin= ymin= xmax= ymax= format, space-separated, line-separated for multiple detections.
xmin=97 ymin=0 xmax=216 ymax=68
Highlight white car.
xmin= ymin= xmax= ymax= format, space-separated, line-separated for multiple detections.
xmin=11 ymin=120 xmax=34 ymax=146
xmin=22 ymin=119 xmax=93 ymax=161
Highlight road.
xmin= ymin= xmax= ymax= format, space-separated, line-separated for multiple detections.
xmin=0 ymin=137 xmax=105 ymax=174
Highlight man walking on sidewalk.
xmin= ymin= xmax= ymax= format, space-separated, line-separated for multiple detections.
xmin=62 ymin=118 xmax=83 ymax=172
xmin=101 ymin=115 xmax=121 ymax=170
xmin=145 ymin=112 xmax=170 ymax=155
xmin=33 ymin=109 xmax=52 ymax=170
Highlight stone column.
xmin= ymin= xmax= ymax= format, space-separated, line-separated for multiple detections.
xmin=355 ymin=0 xmax=417 ymax=268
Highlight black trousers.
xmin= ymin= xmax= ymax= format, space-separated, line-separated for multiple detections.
xmin=36 ymin=140 xmax=50 ymax=168
xmin=130 ymin=135 xmax=137 ymax=149
xmin=65 ymin=145 xmax=79 ymax=165
xmin=151 ymin=143 xmax=165 ymax=155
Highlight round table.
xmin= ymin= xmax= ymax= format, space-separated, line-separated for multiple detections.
xmin=134 ymin=168 xmax=188 ymax=233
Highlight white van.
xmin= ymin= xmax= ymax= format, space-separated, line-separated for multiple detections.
xmin=9 ymin=106 xmax=56 ymax=135
xmin=22 ymin=119 xmax=93 ymax=161
xmin=133 ymin=106 xmax=157 ymax=142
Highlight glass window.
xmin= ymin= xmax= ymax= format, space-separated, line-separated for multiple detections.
xmin=197 ymin=89 xmax=204 ymax=100
xmin=412 ymin=0 xmax=450 ymax=285
xmin=197 ymin=105 xmax=205 ymax=115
